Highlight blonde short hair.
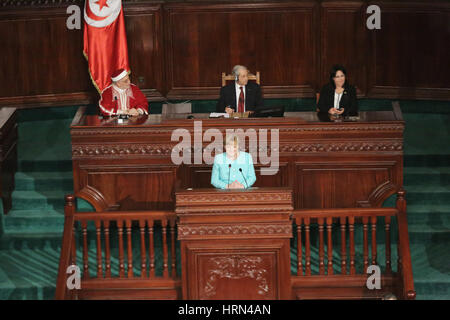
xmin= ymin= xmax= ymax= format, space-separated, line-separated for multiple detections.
xmin=225 ymin=133 xmax=239 ymax=148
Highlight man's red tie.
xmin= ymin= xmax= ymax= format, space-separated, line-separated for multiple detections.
xmin=238 ymin=87 xmax=244 ymax=113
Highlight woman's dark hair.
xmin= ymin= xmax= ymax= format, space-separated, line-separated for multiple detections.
xmin=329 ymin=64 xmax=348 ymax=88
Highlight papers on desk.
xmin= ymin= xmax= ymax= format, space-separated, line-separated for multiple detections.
xmin=209 ymin=112 xmax=230 ymax=118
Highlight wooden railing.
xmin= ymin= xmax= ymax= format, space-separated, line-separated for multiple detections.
xmin=292 ymin=209 xmax=396 ymax=277
xmin=56 ymin=192 xmax=415 ymax=300
xmin=291 ymin=191 xmax=415 ymax=299
xmin=55 ymin=195 xmax=180 ymax=300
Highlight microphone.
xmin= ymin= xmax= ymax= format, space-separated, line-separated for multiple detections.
xmin=227 ymin=164 xmax=231 ymax=188
xmin=112 ymin=96 xmax=118 ymax=118
xmin=239 ymin=168 xmax=248 ymax=189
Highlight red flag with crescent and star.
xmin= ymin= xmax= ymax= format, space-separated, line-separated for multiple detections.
xmin=83 ymin=0 xmax=130 ymax=93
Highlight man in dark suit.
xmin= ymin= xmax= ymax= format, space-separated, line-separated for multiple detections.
xmin=216 ymin=65 xmax=264 ymax=114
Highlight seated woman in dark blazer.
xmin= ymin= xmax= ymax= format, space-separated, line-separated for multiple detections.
xmin=317 ymin=65 xmax=358 ymax=116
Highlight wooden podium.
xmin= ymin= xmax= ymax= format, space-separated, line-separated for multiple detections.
xmin=175 ymin=187 xmax=293 ymax=300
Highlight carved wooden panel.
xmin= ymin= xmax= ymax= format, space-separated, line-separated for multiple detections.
xmin=279 ymin=140 xmax=403 ymax=154
xmin=295 ymin=160 xmax=399 ymax=208
xmin=184 ymin=242 xmax=287 ymax=300
xmin=72 ymin=143 xmax=174 ymax=158
xmin=198 ymin=253 xmax=276 ymax=299
xmin=79 ymin=165 xmax=177 ymax=210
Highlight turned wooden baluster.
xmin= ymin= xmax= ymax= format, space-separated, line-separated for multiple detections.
xmin=71 ymin=223 xmax=77 ymax=266
xmin=81 ymin=220 xmax=89 ymax=279
xmin=326 ymin=217 xmax=333 ymax=275
xmin=147 ymin=219 xmax=155 ymax=278
xmin=126 ymin=219 xmax=133 ymax=278
xmin=340 ymin=216 xmax=347 ymax=275
xmin=139 ymin=219 xmax=147 ymax=278
xmin=385 ymin=216 xmax=392 ymax=274
xmin=169 ymin=218 xmax=177 ymax=278
xmin=94 ymin=220 xmax=103 ymax=278
xmin=304 ymin=217 xmax=311 ymax=275
xmin=362 ymin=216 xmax=369 ymax=272
xmin=397 ymin=189 xmax=416 ymax=299
xmin=318 ymin=218 xmax=325 ymax=275
xmin=370 ymin=216 xmax=377 ymax=266
xmin=349 ymin=216 xmax=356 ymax=275
xmin=117 ymin=220 xmax=125 ymax=278
xmin=162 ymin=219 xmax=169 ymax=278
xmin=296 ymin=217 xmax=303 ymax=276
xmin=103 ymin=220 xmax=111 ymax=278
xmin=397 ymin=218 xmax=402 ymax=274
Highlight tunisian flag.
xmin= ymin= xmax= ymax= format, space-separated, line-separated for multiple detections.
xmin=83 ymin=0 xmax=130 ymax=93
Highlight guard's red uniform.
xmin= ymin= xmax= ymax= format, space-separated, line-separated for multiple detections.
xmin=99 ymin=84 xmax=149 ymax=116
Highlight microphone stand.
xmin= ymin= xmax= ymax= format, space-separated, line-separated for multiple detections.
xmin=239 ymin=168 xmax=248 ymax=189
xmin=227 ymin=164 xmax=231 ymax=189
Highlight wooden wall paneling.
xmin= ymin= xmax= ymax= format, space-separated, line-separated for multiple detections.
xmin=253 ymin=162 xmax=289 ymax=188
xmin=186 ymin=165 xmax=213 ymax=189
xmin=79 ymin=164 xmax=178 ymax=210
xmin=367 ymin=2 xmax=450 ymax=100
xmin=124 ymin=4 xmax=165 ymax=100
xmin=0 ymin=6 xmax=96 ymax=106
xmin=0 ymin=2 xmax=166 ymax=107
xmin=1 ymin=1 xmax=448 ymax=108
xmin=320 ymin=1 xmax=367 ymax=96
xmin=295 ymin=158 xmax=400 ymax=209
xmin=164 ymin=1 xmax=318 ymax=100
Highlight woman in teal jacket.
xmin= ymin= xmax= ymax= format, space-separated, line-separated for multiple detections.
xmin=211 ymin=134 xmax=256 ymax=189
